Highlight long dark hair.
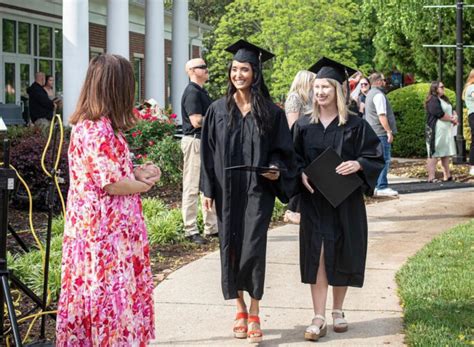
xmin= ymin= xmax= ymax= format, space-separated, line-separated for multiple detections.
xmin=225 ymin=61 xmax=272 ymax=134
xmin=424 ymin=80 xmax=450 ymax=109
xmin=69 ymin=54 xmax=136 ymax=131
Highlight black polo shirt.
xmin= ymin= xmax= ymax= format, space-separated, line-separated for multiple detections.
xmin=181 ymin=82 xmax=213 ymax=139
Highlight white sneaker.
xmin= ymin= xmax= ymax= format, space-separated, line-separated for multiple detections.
xmin=469 ymin=166 xmax=474 ymax=176
xmin=374 ymin=188 xmax=399 ymax=197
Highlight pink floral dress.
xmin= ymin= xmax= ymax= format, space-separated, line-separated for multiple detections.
xmin=56 ymin=117 xmax=155 ymax=346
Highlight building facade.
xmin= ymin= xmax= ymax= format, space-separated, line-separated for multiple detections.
xmin=0 ymin=0 xmax=210 ymax=123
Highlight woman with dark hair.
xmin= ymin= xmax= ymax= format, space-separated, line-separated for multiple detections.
xmin=293 ymin=57 xmax=383 ymax=341
xmin=56 ymin=54 xmax=161 ymax=346
xmin=43 ymin=75 xmax=55 ymax=100
xmin=425 ymin=81 xmax=457 ymax=182
xmin=200 ymin=40 xmax=295 ymax=343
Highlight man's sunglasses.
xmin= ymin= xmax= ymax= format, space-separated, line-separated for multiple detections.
xmin=192 ymin=65 xmax=208 ymax=70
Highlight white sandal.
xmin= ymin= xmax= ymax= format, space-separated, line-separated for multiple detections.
xmin=304 ymin=314 xmax=327 ymax=341
xmin=332 ymin=309 xmax=348 ymax=333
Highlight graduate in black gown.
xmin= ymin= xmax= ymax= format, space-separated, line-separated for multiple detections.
xmin=200 ymin=40 xmax=295 ymax=343
xmin=292 ymin=57 xmax=384 ymax=341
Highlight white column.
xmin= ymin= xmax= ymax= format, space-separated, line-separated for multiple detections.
xmin=171 ymin=0 xmax=189 ymax=123
xmin=63 ymin=0 xmax=89 ymax=125
xmin=145 ymin=0 xmax=165 ymax=107
xmin=107 ymin=0 xmax=129 ymax=59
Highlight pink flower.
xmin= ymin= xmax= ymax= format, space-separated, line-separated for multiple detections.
xmin=170 ymin=113 xmax=177 ymax=119
xmin=132 ymin=132 xmax=138 ymax=138
xmin=136 ymin=154 xmax=142 ymax=159
xmin=148 ymin=140 xmax=155 ymax=146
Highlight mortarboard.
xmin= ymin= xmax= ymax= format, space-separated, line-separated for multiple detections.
xmin=225 ymin=39 xmax=275 ymax=66
xmin=309 ymin=57 xmax=357 ymax=85
xmin=303 ymin=147 xmax=363 ymax=208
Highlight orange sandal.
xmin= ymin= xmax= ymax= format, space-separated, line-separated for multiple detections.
xmin=247 ymin=315 xmax=263 ymax=343
xmin=233 ymin=312 xmax=248 ymax=339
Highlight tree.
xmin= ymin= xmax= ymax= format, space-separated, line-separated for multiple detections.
xmin=362 ymin=0 xmax=474 ymax=88
xmin=164 ymin=0 xmax=233 ymax=26
xmin=204 ymin=0 xmax=362 ymax=100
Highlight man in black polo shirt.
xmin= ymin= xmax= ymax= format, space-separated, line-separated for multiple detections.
xmin=180 ymin=58 xmax=217 ymax=244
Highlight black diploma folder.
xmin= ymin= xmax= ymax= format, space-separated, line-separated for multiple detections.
xmin=303 ymin=147 xmax=363 ymax=208
xmin=225 ymin=165 xmax=287 ymax=173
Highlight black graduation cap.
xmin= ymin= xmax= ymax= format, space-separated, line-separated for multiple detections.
xmin=309 ymin=57 xmax=357 ymax=84
xmin=225 ymin=39 xmax=275 ymax=66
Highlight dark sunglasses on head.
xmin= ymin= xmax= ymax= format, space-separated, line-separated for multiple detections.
xmin=192 ymin=65 xmax=208 ymax=70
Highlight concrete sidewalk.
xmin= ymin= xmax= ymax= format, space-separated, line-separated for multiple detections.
xmin=151 ymin=188 xmax=474 ymax=346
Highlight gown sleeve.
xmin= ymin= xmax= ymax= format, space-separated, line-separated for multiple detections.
xmin=83 ymin=121 xmax=124 ymax=190
xmin=200 ymin=104 xmax=217 ymax=199
xmin=268 ymin=108 xmax=297 ymax=203
xmin=354 ymin=120 xmax=385 ymax=195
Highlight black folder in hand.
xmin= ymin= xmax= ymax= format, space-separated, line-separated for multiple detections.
xmin=225 ymin=165 xmax=287 ymax=173
xmin=303 ymin=147 xmax=363 ymax=208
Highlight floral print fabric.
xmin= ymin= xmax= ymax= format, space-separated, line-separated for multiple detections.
xmin=56 ymin=117 xmax=155 ymax=346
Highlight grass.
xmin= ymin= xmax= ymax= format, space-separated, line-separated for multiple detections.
xmin=396 ymin=219 xmax=474 ymax=346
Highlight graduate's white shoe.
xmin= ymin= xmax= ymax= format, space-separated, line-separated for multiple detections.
xmin=374 ymin=187 xmax=398 ymax=197
xmin=469 ymin=166 xmax=474 ymax=176
xmin=304 ymin=314 xmax=327 ymax=341
xmin=332 ymin=310 xmax=348 ymax=333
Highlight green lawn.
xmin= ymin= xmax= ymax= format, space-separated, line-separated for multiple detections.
xmin=396 ymin=219 xmax=474 ymax=346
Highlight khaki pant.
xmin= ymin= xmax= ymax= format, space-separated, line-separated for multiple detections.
xmin=181 ymin=136 xmax=217 ymax=236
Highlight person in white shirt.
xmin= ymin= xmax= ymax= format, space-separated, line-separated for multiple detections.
xmin=364 ymin=73 xmax=398 ymax=197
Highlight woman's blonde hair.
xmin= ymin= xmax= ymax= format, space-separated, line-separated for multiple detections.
xmin=310 ymin=78 xmax=348 ymax=125
xmin=287 ymin=70 xmax=316 ymax=105
xmin=463 ymin=69 xmax=474 ymax=100
xmin=69 ymin=54 xmax=136 ymax=131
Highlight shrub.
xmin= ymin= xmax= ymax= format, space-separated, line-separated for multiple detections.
xmin=142 ymin=197 xmax=185 ymax=245
xmin=146 ymin=136 xmax=183 ymax=187
xmin=387 ymin=83 xmax=456 ymax=157
xmin=125 ymin=120 xmax=176 ymax=160
xmin=10 ymin=132 xmax=69 ymax=210
xmin=271 ymin=198 xmax=287 ymax=222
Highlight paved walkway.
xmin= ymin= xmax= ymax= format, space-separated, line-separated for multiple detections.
xmin=150 ymin=188 xmax=474 ymax=346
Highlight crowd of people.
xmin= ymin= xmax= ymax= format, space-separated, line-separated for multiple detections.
xmin=53 ymin=40 xmax=474 ymax=345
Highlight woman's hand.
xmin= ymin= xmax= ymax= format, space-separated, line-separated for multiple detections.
xmin=134 ymin=163 xmax=161 ymax=186
xmin=202 ymin=197 xmax=214 ymax=211
xmin=301 ymin=172 xmax=314 ymax=193
xmin=336 ymin=160 xmax=361 ymax=175
xmin=261 ymin=165 xmax=280 ymax=181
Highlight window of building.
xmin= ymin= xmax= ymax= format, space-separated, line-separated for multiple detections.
xmin=38 ymin=26 xmax=52 ymax=57
xmin=18 ymin=22 xmax=31 ymax=54
xmin=55 ymin=28 xmax=62 ymax=59
xmin=167 ymin=59 xmax=172 ymax=106
xmin=2 ymin=19 xmax=16 ymax=53
xmin=133 ymin=56 xmax=143 ymax=102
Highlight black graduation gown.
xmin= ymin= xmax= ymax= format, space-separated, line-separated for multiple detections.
xmin=293 ymin=114 xmax=384 ymax=287
xmin=200 ymin=97 xmax=296 ymax=300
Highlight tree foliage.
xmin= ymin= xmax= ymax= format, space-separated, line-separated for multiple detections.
xmin=164 ymin=0 xmax=233 ymax=26
xmin=204 ymin=0 xmax=362 ymax=101
xmin=362 ymin=0 xmax=474 ymax=89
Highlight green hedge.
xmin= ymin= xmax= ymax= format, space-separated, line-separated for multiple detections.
xmin=387 ymin=83 xmax=456 ymax=158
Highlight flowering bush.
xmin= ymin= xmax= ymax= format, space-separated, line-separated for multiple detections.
xmin=125 ymin=100 xmax=178 ymax=160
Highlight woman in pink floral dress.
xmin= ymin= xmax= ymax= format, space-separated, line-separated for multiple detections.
xmin=56 ymin=54 xmax=161 ymax=346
